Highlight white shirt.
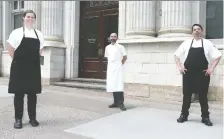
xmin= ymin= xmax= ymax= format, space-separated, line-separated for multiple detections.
xmin=104 ymin=43 xmax=127 ymax=62
xmin=7 ymin=27 xmax=44 ymax=50
xmin=174 ymin=38 xmax=222 ymax=64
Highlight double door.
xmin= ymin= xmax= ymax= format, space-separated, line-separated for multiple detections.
xmin=79 ymin=7 xmax=118 ymax=79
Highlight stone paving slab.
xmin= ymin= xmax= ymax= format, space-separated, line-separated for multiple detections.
xmin=65 ymin=107 xmax=223 ymax=139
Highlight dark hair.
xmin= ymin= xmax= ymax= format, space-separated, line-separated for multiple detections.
xmin=23 ymin=10 xmax=36 ymax=19
xmin=191 ymin=24 xmax=203 ymax=32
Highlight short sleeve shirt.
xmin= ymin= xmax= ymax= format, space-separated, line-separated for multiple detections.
xmin=104 ymin=43 xmax=127 ymax=62
xmin=7 ymin=27 xmax=44 ymax=50
xmin=174 ymin=38 xmax=222 ymax=63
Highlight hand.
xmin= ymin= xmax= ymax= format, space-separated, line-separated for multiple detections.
xmin=178 ymin=66 xmax=187 ymax=74
xmin=203 ymin=67 xmax=214 ymax=76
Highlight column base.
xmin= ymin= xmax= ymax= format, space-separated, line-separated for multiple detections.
xmin=126 ymin=30 xmax=156 ymax=39
xmin=41 ymin=46 xmax=66 ymax=85
xmin=158 ymin=28 xmax=192 ymax=38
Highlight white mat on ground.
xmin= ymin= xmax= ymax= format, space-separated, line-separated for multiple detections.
xmin=65 ymin=107 xmax=222 ymax=139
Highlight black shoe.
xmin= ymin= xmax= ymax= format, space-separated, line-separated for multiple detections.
xmin=108 ymin=103 xmax=118 ymax=108
xmin=119 ymin=103 xmax=127 ymax=111
xmin=14 ymin=119 xmax=22 ymax=129
xmin=29 ymin=119 xmax=39 ymax=127
xmin=177 ymin=114 xmax=188 ymax=123
xmin=202 ymin=118 xmax=213 ymax=126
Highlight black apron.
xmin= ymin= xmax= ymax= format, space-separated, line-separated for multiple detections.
xmin=183 ymin=39 xmax=210 ymax=94
xmin=8 ymin=27 xmax=42 ymax=94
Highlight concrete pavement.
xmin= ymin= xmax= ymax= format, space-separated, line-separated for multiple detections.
xmin=0 ymin=78 xmax=223 ymax=139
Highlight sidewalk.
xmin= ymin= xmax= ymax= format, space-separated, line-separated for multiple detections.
xmin=0 ymin=77 xmax=223 ymax=139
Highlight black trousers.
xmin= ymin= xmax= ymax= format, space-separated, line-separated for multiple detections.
xmin=14 ymin=94 xmax=37 ymax=120
xmin=181 ymin=71 xmax=210 ymax=118
xmin=113 ymin=92 xmax=124 ymax=105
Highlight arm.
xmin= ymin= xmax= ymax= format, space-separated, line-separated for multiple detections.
xmin=205 ymin=44 xmax=222 ymax=75
xmin=174 ymin=41 xmax=187 ymax=74
xmin=39 ymin=49 xmax=43 ymax=56
xmin=37 ymin=30 xmax=44 ymax=56
xmin=7 ymin=43 xmax=15 ymax=58
xmin=174 ymin=55 xmax=182 ymax=69
xmin=120 ymin=45 xmax=127 ymax=65
xmin=122 ymin=55 xmax=127 ymax=65
xmin=7 ymin=29 xmax=17 ymax=58
xmin=210 ymin=56 xmax=221 ymax=70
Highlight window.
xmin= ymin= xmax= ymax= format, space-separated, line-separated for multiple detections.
xmin=12 ymin=1 xmax=24 ymax=29
xmin=205 ymin=1 xmax=223 ymax=39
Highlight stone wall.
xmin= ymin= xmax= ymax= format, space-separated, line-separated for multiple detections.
xmin=121 ymin=40 xmax=223 ymax=102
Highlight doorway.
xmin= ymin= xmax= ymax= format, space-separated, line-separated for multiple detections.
xmin=79 ymin=1 xmax=119 ymax=79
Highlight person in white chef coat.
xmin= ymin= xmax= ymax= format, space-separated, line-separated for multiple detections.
xmin=7 ymin=10 xmax=44 ymax=129
xmin=174 ymin=24 xmax=222 ymax=126
xmin=104 ymin=33 xmax=127 ymax=111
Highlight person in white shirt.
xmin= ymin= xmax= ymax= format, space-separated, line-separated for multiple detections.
xmin=174 ymin=24 xmax=222 ymax=126
xmin=104 ymin=33 xmax=127 ymax=111
xmin=7 ymin=10 xmax=44 ymax=129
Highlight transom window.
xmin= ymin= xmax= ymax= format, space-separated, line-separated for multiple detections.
xmin=12 ymin=1 xmax=24 ymax=29
xmin=205 ymin=1 xmax=223 ymax=39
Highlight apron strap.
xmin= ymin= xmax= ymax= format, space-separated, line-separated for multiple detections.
xmin=190 ymin=39 xmax=194 ymax=47
xmin=23 ymin=27 xmax=25 ymax=37
xmin=33 ymin=29 xmax=39 ymax=39
xmin=201 ymin=39 xmax=204 ymax=48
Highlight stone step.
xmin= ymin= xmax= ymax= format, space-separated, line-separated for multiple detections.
xmin=62 ymin=78 xmax=106 ymax=85
xmin=52 ymin=81 xmax=106 ymax=91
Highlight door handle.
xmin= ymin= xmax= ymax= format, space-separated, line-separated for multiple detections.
xmin=98 ymin=47 xmax=103 ymax=57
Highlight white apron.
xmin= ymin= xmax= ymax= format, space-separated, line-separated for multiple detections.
xmin=105 ymin=43 xmax=125 ymax=92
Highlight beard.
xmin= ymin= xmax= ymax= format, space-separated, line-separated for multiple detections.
xmin=111 ymin=39 xmax=117 ymax=42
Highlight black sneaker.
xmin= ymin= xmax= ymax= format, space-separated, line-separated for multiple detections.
xmin=177 ymin=114 xmax=188 ymax=123
xmin=119 ymin=103 xmax=127 ymax=111
xmin=14 ymin=119 xmax=22 ymax=129
xmin=29 ymin=119 xmax=39 ymax=127
xmin=202 ymin=118 xmax=213 ymax=126
xmin=108 ymin=103 xmax=118 ymax=108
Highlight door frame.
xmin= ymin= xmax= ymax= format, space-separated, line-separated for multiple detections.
xmin=78 ymin=2 xmax=119 ymax=79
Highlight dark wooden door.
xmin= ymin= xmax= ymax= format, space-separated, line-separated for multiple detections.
xmin=79 ymin=2 xmax=118 ymax=79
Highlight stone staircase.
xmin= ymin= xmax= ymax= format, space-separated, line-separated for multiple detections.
xmin=52 ymin=78 xmax=106 ymax=91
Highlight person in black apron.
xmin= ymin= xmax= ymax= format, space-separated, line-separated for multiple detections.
xmin=174 ymin=24 xmax=222 ymax=126
xmin=7 ymin=10 xmax=43 ymax=129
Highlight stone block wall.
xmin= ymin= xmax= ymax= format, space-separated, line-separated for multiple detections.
xmin=122 ymin=41 xmax=223 ymax=102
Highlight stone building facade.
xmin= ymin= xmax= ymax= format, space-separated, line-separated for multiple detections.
xmin=0 ymin=1 xmax=223 ymax=101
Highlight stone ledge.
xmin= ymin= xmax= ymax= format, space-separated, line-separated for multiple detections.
xmin=124 ymin=83 xmax=223 ymax=102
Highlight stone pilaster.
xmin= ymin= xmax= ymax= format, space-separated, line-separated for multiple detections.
xmin=24 ymin=1 xmax=41 ymax=30
xmin=125 ymin=1 xmax=156 ymax=39
xmin=118 ymin=1 xmax=126 ymax=39
xmin=41 ymin=1 xmax=63 ymax=42
xmin=64 ymin=1 xmax=80 ymax=79
xmin=0 ymin=1 xmax=2 ymax=45
xmin=158 ymin=1 xmax=192 ymax=38
xmin=40 ymin=1 xmax=65 ymax=84
xmin=2 ymin=1 xmax=12 ymax=50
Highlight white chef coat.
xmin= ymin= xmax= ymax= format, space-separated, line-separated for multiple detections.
xmin=174 ymin=38 xmax=222 ymax=64
xmin=7 ymin=27 xmax=44 ymax=50
xmin=104 ymin=43 xmax=127 ymax=92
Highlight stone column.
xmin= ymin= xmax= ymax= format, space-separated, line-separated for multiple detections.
xmin=158 ymin=1 xmax=192 ymax=38
xmin=24 ymin=1 xmax=41 ymax=30
xmin=125 ymin=1 xmax=156 ymax=39
xmin=41 ymin=1 xmax=63 ymax=42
